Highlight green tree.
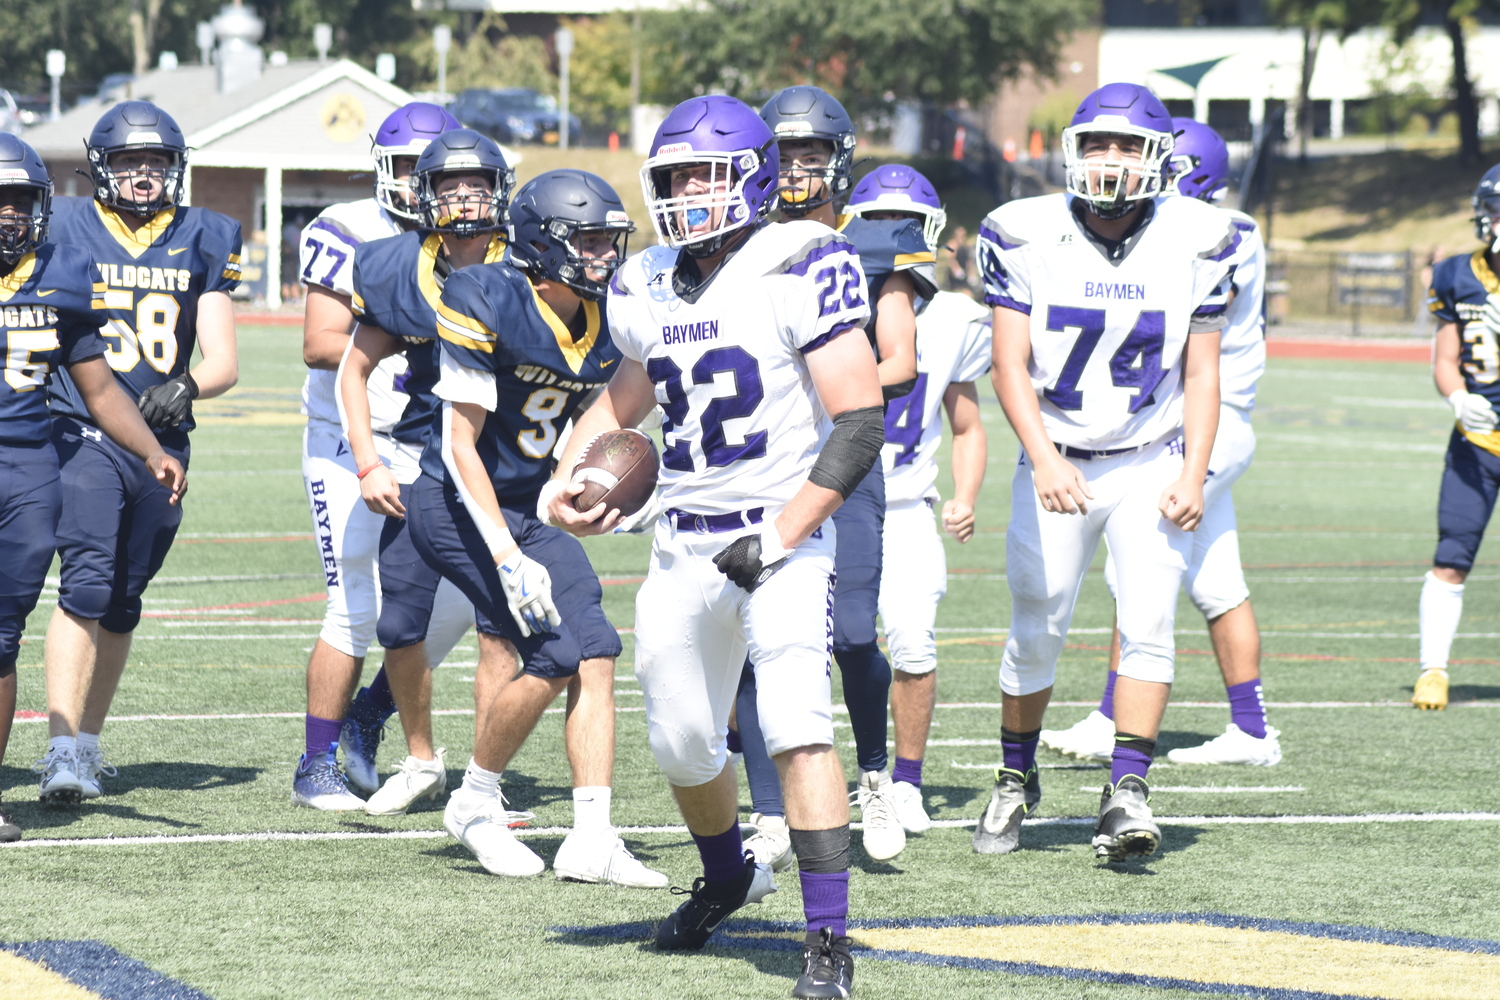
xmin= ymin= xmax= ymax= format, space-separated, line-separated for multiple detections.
xmin=1378 ymin=0 xmax=1496 ymax=165
xmin=1265 ymin=0 xmax=1380 ymax=162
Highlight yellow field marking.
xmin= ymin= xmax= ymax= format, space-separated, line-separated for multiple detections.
xmin=853 ymin=921 xmax=1500 ymax=1000
xmin=0 ymin=952 xmax=100 ymax=999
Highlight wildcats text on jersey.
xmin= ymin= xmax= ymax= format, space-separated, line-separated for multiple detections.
xmin=0 ymin=304 xmax=59 ymax=327
xmin=97 ymin=263 xmax=192 ymax=295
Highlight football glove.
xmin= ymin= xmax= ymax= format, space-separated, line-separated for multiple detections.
xmin=497 ymin=548 xmax=561 ymax=637
xmin=536 ymin=479 xmax=566 ymax=526
xmin=613 ymin=489 xmax=665 ymax=534
xmin=137 ymin=373 xmax=199 ymax=431
xmin=1448 ymin=389 xmax=1497 ymax=434
xmin=712 ymin=524 xmax=791 ymax=593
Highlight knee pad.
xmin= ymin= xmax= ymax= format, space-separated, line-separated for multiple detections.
xmin=319 ymin=621 xmax=369 ymax=659
xmin=998 ymin=634 xmax=1061 ymax=696
xmin=376 ymin=598 xmax=429 ymax=651
xmin=648 ymin=725 xmax=726 ymax=787
xmin=58 ymin=584 xmax=111 ymax=624
xmin=886 ymin=627 xmax=937 ymax=675
xmin=1190 ymin=584 xmax=1249 ymax=622
xmin=1117 ymin=643 xmax=1176 ymax=685
xmin=99 ymin=598 xmax=143 ymax=635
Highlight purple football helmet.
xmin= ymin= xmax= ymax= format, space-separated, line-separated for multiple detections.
xmin=641 ymin=95 xmax=779 ymax=256
xmin=1165 ymin=118 xmax=1230 ymax=202
xmin=1062 ymin=83 xmax=1175 ymax=218
xmin=845 ymin=164 xmax=947 ymax=252
xmin=373 ymin=102 xmax=462 ymax=222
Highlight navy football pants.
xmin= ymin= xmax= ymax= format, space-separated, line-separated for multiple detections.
xmin=0 ymin=441 xmax=62 ymax=676
xmin=1435 ymin=428 xmax=1500 ymax=572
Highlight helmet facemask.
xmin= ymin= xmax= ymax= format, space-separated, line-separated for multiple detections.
xmin=1063 ymin=121 xmax=1172 ymax=219
xmin=0 ymin=182 xmax=49 ymax=266
xmin=773 ymin=135 xmax=853 ymax=216
xmin=90 ymin=146 xmax=184 ymax=219
xmin=532 ymin=216 xmax=632 ymax=300
xmin=1474 ymin=194 xmax=1500 ymax=254
xmin=642 ymin=148 xmax=770 ymax=257
xmin=416 ymin=163 xmax=514 ymax=239
xmin=374 ymin=147 xmax=425 ymax=222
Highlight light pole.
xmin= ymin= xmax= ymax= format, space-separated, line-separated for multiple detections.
xmin=376 ymin=53 xmax=396 ymax=84
xmin=555 ymin=27 xmax=573 ymax=151
xmin=434 ymin=26 xmax=451 ymax=101
xmin=196 ymin=21 xmax=214 ymax=66
xmin=46 ymin=50 xmax=64 ymax=122
xmin=314 ymin=23 xmax=332 ymax=65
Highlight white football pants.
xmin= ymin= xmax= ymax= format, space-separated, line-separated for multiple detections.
xmin=878 ymin=499 xmax=947 ymax=676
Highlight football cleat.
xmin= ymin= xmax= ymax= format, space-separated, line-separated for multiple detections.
xmin=972 ymin=767 xmax=1041 ymax=855
xmin=1412 ymin=670 xmax=1449 ymax=710
xmin=793 ymin=927 xmax=854 ymax=999
xmin=1040 ymin=710 xmax=1115 ymax=762
xmin=35 ymin=746 xmax=83 ymax=805
xmin=0 ymin=797 xmax=21 ymax=842
xmin=891 ymin=780 xmax=932 ymax=834
xmin=1166 ymin=724 xmax=1282 ymax=766
xmin=553 ymin=830 xmax=670 ymax=888
xmin=364 ymin=751 xmax=446 ymax=816
xmin=444 ymin=788 xmax=545 ymax=877
xmin=340 ymin=688 xmax=386 ymax=793
xmin=75 ymin=743 xmax=118 ymax=800
xmin=743 ymin=812 xmax=795 ymax=872
xmin=1092 ymin=774 xmax=1161 ymax=862
xmin=655 ymin=854 xmax=777 ymax=950
xmin=290 ymin=750 xmax=366 ymax=811
xmin=854 ymin=769 xmax=906 ymax=861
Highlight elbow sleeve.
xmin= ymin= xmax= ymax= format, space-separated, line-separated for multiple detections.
xmin=808 ymin=405 xmax=886 ymax=499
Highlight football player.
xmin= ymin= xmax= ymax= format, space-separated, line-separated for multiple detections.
xmin=37 ymin=102 xmax=235 ymax=803
xmin=0 ymin=135 xmax=185 ymax=831
xmin=729 ymin=85 xmax=935 ymax=867
xmin=294 ymin=102 xmax=475 ymax=807
xmin=975 ymin=83 xmax=1238 ymax=861
xmin=549 ymin=94 xmax=883 ymax=1000
xmin=396 ymin=135 xmax=665 ymax=888
xmin=845 ymin=164 xmax=992 ymax=833
xmin=1041 ymin=118 xmax=1279 ymax=765
xmin=1416 ymin=162 xmax=1500 ymax=711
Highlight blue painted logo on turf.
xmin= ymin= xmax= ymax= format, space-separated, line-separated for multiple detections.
xmin=1 ymin=940 xmax=216 ymax=999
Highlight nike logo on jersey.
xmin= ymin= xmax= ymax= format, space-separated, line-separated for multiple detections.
xmin=168 ymin=247 xmax=189 ymax=256
xmin=36 ymin=288 xmax=56 ymax=297
xmin=601 ymin=358 xmax=616 ymax=368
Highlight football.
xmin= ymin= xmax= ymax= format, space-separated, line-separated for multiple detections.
xmin=570 ymin=428 xmax=660 ymax=517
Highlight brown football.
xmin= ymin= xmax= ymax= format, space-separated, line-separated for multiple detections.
xmin=570 ymin=428 xmax=660 ymax=517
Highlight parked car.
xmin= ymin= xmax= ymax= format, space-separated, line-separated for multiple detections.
xmin=450 ymin=88 xmax=581 ymax=146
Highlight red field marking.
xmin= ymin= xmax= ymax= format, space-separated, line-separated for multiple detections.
xmin=174 ymin=535 xmax=314 ymax=545
xmin=14 ymin=710 xmax=45 ymax=719
xmin=1266 ymin=337 xmax=1428 ymax=362
xmin=235 ymin=312 xmax=304 ymax=327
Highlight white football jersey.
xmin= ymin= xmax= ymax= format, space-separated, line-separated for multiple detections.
xmin=978 ymin=193 xmax=1237 ymax=451
xmin=882 ymin=291 xmax=992 ymax=505
xmin=608 ymin=221 xmax=871 ymax=514
xmin=297 ymin=198 xmax=410 ymax=435
xmin=1218 ymin=208 xmax=1266 ymax=412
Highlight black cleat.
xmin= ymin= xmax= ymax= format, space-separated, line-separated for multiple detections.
xmin=0 ymin=798 xmax=20 ymax=843
xmin=972 ymin=767 xmax=1041 ymax=855
xmin=1092 ymin=774 xmax=1161 ymax=861
xmin=793 ymin=927 xmax=854 ymax=998
xmin=655 ymin=853 xmax=776 ymax=950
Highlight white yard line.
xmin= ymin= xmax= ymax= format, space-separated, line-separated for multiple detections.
xmin=1079 ymin=786 xmax=1306 ymax=793
xmin=8 ymin=812 xmax=1498 ymax=849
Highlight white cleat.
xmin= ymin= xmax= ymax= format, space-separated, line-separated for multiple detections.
xmin=1039 ymin=710 xmax=1115 ymax=762
xmin=76 ymin=745 xmax=118 ymax=800
xmin=444 ymin=789 xmax=546 ymax=877
xmin=743 ymin=812 xmax=795 ymax=872
xmin=35 ymin=747 xmax=83 ymax=805
xmin=855 ymin=769 xmax=906 ymax=861
xmin=1166 ymin=724 xmax=1283 ymax=766
xmin=365 ymin=750 xmax=447 ymax=816
xmin=553 ymin=829 xmax=670 ymax=888
xmin=891 ymin=780 xmax=932 ymax=834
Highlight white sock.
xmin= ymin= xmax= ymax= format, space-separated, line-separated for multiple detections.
xmin=1419 ymin=571 xmax=1465 ymax=673
xmin=48 ymin=735 xmax=76 ymax=756
xmin=572 ymin=786 xmax=612 ymax=832
xmin=461 ymin=759 xmax=502 ymax=799
xmin=77 ymin=733 xmax=100 ymax=753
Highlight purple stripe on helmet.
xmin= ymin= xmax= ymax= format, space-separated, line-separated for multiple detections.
xmin=986 ymin=293 xmax=1031 ymax=315
xmin=781 ymin=237 xmax=850 ymax=278
xmin=800 ymin=320 xmax=862 ymax=354
xmin=848 ymin=164 xmax=941 ymax=210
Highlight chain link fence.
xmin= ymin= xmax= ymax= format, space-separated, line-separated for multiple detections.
xmin=1266 ymin=249 xmax=1427 ymax=335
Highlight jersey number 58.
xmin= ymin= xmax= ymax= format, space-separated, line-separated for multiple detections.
xmin=101 ymin=292 xmax=182 ymax=374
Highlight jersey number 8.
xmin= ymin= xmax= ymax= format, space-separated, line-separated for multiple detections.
xmin=102 ymin=292 xmax=181 ymax=375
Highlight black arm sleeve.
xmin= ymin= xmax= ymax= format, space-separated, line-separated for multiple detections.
xmin=807 ymin=405 xmax=886 ymax=499
xmin=881 ymin=377 xmax=917 ymax=403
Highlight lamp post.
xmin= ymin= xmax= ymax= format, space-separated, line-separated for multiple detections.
xmin=196 ymin=21 xmax=214 ymax=65
xmin=555 ymin=27 xmax=573 ymax=151
xmin=45 ymin=50 xmax=64 ymax=122
xmin=376 ymin=53 xmax=396 ymax=84
xmin=314 ymin=23 xmax=332 ymax=64
xmin=433 ymin=26 xmax=451 ymax=101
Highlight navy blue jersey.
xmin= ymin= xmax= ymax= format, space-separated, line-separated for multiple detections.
xmin=837 ymin=215 xmax=938 ymax=348
xmin=45 ymin=197 xmax=242 ymax=434
xmin=425 ymin=261 xmax=621 ymax=504
xmin=351 ymin=231 xmax=506 ymax=447
xmin=1430 ymin=249 xmax=1500 ymax=455
xmin=0 ymin=244 xmax=108 ymax=445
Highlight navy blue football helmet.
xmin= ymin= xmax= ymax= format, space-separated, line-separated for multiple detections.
xmin=509 ymin=169 xmax=634 ymax=301
xmin=412 ymin=129 xmax=515 ymax=238
xmin=759 ymin=85 xmax=856 ymax=215
xmin=86 ymin=101 xmax=187 ymax=218
xmin=0 ymin=134 xmax=52 ymax=266
xmin=1473 ymin=164 xmax=1500 ymax=252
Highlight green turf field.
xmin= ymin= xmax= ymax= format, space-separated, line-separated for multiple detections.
xmin=3 ymin=328 xmax=1498 ymax=999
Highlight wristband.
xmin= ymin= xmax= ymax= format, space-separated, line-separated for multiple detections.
xmin=356 ymin=462 xmax=385 ymax=480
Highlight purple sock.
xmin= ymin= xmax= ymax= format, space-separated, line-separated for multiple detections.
xmin=726 ymin=727 xmax=743 ymax=755
xmin=1110 ymin=737 xmax=1154 ymax=786
xmin=891 ymin=756 xmax=923 ymax=788
xmin=690 ymin=824 xmax=746 ymax=885
xmin=799 ymin=871 xmax=849 ymax=938
xmin=1000 ymin=727 xmax=1040 ymax=775
xmin=365 ymin=668 xmax=397 ymax=718
xmin=1226 ymin=679 xmax=1267 ymax=739
xmin=304 ymin=714 xmax=342 ymax=758
xmin=1098 ymin=670 xmax=1118 ymax=720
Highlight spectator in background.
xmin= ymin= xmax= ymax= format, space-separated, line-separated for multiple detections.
xmin=282 ymin=212 xmax=307 ymax=304
xmin=940 ymin=224 xmax=977 ymax=298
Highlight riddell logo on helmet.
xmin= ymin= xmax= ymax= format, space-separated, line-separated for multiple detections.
xmin=657 ymin=142 xmax=693 ymax=155
xmin=606 ymin=211 xmax=630 ymax=224
xmin=0 ymin=169 xmax=29 ymax=180
xmin=125 ymin=132 xmax=163 ymax=144
xmin=774 ymin=121 xmax=812 ymax=134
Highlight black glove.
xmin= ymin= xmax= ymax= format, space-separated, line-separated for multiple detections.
xmin=712 ymin=532 xmax=789 ymax=593
xmin=137 ymin=373 xmax=199 ymax=431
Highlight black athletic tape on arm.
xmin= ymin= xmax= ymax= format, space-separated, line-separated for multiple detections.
xmin=808 ymin=405 xmax=885 ymax=499
xmin=881 ymin=377 xmax=917 ymax=403
xmin=788 ymin=825 xmax=850 ymax=874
